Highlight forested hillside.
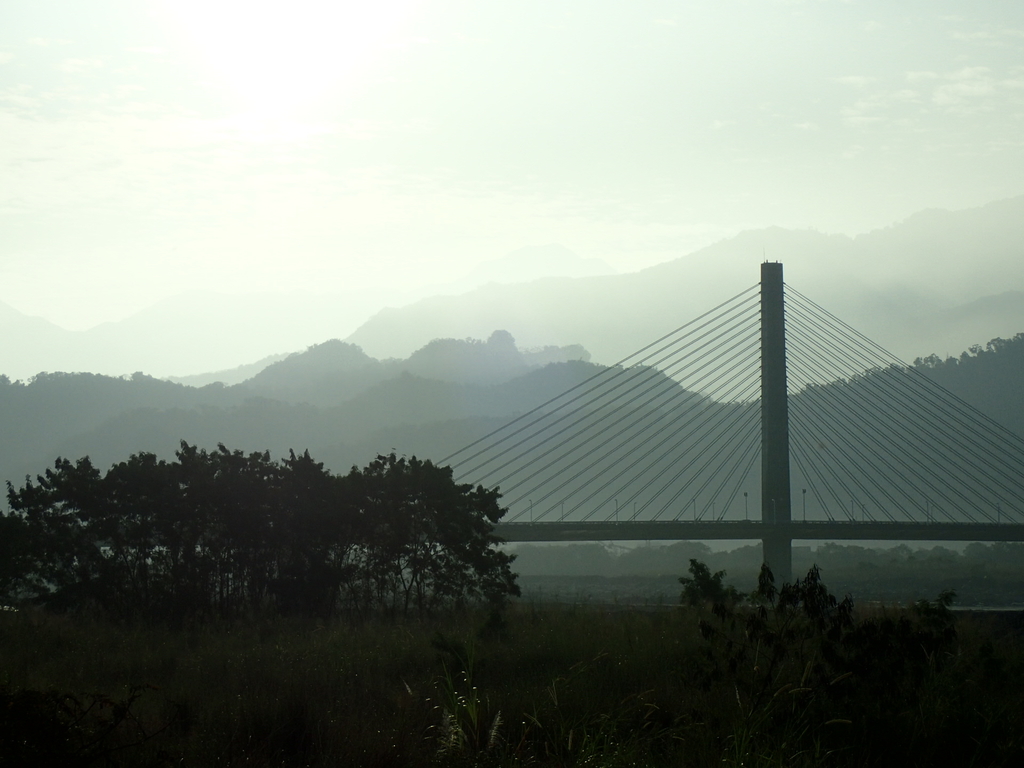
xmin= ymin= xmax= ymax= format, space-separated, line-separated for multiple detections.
xmin=0 ymin=334 xmax=593 ymax=488
xmin=344 ymin=198 xmax=1024 ymax=367
xmin=1 ymin=331 xmax=1021 ymax=514
xmin=914 ymin=333 xmax=1024 ymax=436
xmin=240 ymin=331 xmax=589 ymax=406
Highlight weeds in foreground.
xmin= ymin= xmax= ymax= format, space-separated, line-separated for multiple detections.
xmin=431 ymin=633 xmax=504 ymax=763
xmin=2 ymin=567 xmax=1023 ymax=767
xmin=0 ymin=682 xmax=169 ymax=767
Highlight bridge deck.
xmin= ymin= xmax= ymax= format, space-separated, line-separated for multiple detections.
xmin=495 ymin=520 xmax=1024 ymax=543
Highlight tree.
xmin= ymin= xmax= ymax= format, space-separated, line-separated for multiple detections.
xmin=271 ymin=449 xmax=358 ymax=616
xmin=679 ymin=558 xmax=742 ymax=607
xmin=95 ymin=451 xmax=178 ymax=620
xmin=0 ymin=512 xmax=31 ymax=604
xmin=344 ymin=454 xmax=519 ymax=616
xmin=5 ymin=456 xmax=105 ymax=610
xmin=4 ymin=447 xmax=519 ymax=621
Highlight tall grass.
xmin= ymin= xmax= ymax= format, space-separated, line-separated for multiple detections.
xmin=2 ymin=597 xmax=1023 ymax=766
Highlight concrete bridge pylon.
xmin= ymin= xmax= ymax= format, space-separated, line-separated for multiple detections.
xmin=761 ymin=261 xmax=793 ymax=582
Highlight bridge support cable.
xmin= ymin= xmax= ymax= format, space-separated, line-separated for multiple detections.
xmin=787 ymin=329 xmax=1013 ymax=523
xmin=497 ymin=337 xmax=759 ymax=510
xmin=787 ymin=286 xmax=1024 ymax=449
xmin=714 ymin=438 xmax=762 ymax=521
xmin=786 ymin=350 xmax=962 ymax=522
xmin=453 ymin=294 xmax=761 ymax=502
xmin=785 ymin=358 xmax=931 ymax=523
xmin=789 ymin=448 xmax=836 ymax=522
xmin=569 ymin=403 xmax=761 ymax=524
xmin=650 ymin=407 xmax=761 ymax=521
xmin=503 ymin=346 xmax=761 ymax=522
xmin=503 ymin=369 xmax=760 ymax=523
xmin=786 ymin=298 xmax=1024 ymax=520
xmin=485 ymin=315 xmax=761 ymax=492
xmin=786 ymin=335 xmax=997 ymax=524
xmin=451 ymin=288 xmax=764 ymax=525
xmin=449 ymin=261 xmax=1024 ymax=556
xmin=788 ymin=411 xmax=907 ymax=523
xmin=601 ymin=392 xmax=759 ymax=522
xmin=563 ymin=381 xmax=758 ymax=521
xmin=799 ymin=374 xmax=1023 ymax=520
xmin=784 ymin=287 xmax=1024 ymax=524
xmin=786 ymin=287 xmax=1024 ymax=473
xmin=786 ymin=298 xmax=1024 ymax=491
xmin=441 ymin=285 xmax=759 ymax=467
xmin=654 ymin=414 xmax=760 ymax=522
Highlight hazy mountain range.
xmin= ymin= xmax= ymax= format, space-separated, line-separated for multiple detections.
xmin=347 ymin=198 xmax=1024 ymax=366
xmin=1 ymin=329 xmax=1021 ymax=526
xmin=1 ymin=197 xmax=1022 ymax=521
xmin=0 ymin=244 xmax=612 ymax=381
xmin=0 ymin=334 xmax=594 ymax=489
xmin=2 ymin=198 xmax=1023 ymax=381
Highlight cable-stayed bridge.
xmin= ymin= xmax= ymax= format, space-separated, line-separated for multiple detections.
xmin=442 ymin=263 xmax=1024 ymax=581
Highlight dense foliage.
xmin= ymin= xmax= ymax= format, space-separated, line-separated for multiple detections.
xmin=915 ymin=332 xmax=1024 ymax=435
xmin=2 ymin=445 xmax=519 ymax=622
xmin=2 ymin=566 xmax=1022 ymax=767
xmin=678 ymin=557 xmax=744 ymax=606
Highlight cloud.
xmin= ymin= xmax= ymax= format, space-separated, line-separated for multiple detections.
xmin=59 ymin=57 xmax=106 ymax=74
xmin=0 ymin=53 xmax=14 ymax=65
xmin=28 ymin=37 xmax=71 ymax=47
xmin=948 ymin=25 xmax=1024 ymax=47
xmin=836 ymin=76 xmax=873 ymax=88
xmin=840 ymin=144 xmax=864 ymax=160
xmin=0 ymin=85 xmax=40 ymax=111
xmin=951 ymin=31 xmax=995 ymax=42
xmin=932 ymin=67 xmax=995 ymax=110
xmin=841 ymin=113 xmax=883 ymax=125
xmin=890 ymin=89 xmax=921 ymax=103
xmin=839 ymin=63 xmax=1019 ymax=127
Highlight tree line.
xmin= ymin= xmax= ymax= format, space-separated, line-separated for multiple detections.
xmin=1 ymin=444 xmax=519 ymax=622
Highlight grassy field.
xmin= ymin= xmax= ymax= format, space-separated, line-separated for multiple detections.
xmin=3 ymin=588 xmax=1024 ymax=767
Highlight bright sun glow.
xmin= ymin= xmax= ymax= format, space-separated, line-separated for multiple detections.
xmin=157 ymin=0 xmax=421 ymax=116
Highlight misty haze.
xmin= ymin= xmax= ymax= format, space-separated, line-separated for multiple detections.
xmin=3 ymin=2 xmax=1024 ymax=766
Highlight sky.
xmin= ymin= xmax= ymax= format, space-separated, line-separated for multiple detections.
xmin=2 ymin=0 xmax=1023 ymax=331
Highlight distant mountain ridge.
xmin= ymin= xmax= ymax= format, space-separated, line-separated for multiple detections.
xmin=240 ymin=332 xmax=590 ymax=407
xmin=0 ymin=291 xmax=376 ymax=381
xmin=1 ymin=329 xmax=1022 ymax=520
xmin=0 ymin=333 xmax=594 ymax=485
xmin=0 ymin=246 xmax=606 ymax=381
xmin=345 ymin=197 xmax=1024 ymax=365
xmin=3 ymin=197 xmax=1023 ymax=380
xmin=439 ymin=243 xmax=616 ymax=293
xmin=167 ymin=353 xmax=291 ymax=388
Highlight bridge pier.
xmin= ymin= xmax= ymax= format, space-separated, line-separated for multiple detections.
xmin=762 ymin=529 xmax=792 ymax=584
xmin=761 ymin=262 xmax=793 ymax=583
